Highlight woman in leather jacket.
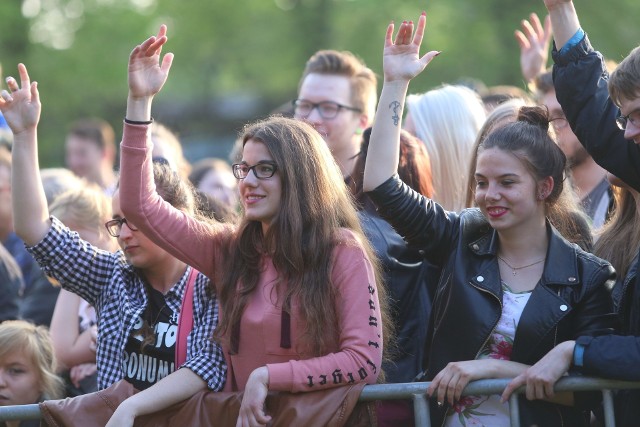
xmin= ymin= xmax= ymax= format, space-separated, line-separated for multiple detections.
xmin=362 ymin=13 xmax=617 ymax=427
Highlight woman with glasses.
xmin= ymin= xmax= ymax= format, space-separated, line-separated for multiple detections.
xmin=112 ymin=26 xmax=388 ymax=426
xmin=0 ymin=64 xmax=225 ymax=410
xmin=362 ymin=13 xmax=616 ymax=427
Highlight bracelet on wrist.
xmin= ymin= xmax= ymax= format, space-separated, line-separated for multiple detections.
xmin=124 ymin=117 xmax=153 ymax=125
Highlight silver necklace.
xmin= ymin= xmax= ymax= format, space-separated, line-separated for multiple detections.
xmin=497 ymin=255 xmax=545 ymax=276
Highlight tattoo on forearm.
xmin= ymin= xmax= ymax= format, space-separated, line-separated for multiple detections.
xmin=389 ymin=101 xmax=401 ymax=126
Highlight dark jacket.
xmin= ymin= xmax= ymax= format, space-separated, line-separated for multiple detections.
xmin=368 ymin=175 xmax=617 ymax=427
xmin=358 ymin=209 xmax=435 ymax=384
xmin=553 ymin=32 xmax=640 ymax=427
xmin=553 ymin=33 xmax=640 ymax=193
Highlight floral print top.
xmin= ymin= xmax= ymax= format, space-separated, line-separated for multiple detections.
xmin=445 ymin=282 xmax=532 ymax=427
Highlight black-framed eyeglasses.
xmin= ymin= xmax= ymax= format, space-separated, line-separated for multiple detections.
xmin=104 ymin=218 xmax=138 ymax=238
xmin=292 ymin=99 xmax=362 ymax=119
xmin=616 ymin=109 xmax=640 ymax=130
xmin=232 ymin=162 xmax=278 ymax=180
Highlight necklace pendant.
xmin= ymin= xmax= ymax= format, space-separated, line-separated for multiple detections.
xmin=512 ymin=270 xmax=517 ymax=276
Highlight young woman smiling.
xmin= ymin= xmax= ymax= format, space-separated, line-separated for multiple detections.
xmin=362 ymin=12 xmax=616 ymax=427
xmin=111 ymin=25 xmax=389 ymax=427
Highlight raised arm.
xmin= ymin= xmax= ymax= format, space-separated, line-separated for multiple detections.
xmin=542 ymin=0 xmax=580 ymax=49
xmin=119 ymin=26 xmax=225 ymax=279
xmin=362 ymin=12 xmax=439 ymax=192
xmin=0 ymin=64 xmax=50 ymax=246
xmin=515 ymin=13 xmax=552 ymax=83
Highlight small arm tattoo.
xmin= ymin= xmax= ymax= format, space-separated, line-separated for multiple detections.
xmin=389 ymin=101 xmax=401 ymax=126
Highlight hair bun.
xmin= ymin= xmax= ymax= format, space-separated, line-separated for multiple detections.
xmin=516 ymin=105 xmax=550 ymax=132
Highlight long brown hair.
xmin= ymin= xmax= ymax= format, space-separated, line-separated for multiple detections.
xmin=351 ymin=127 xmax=434 ymax=204
xmin=594 ymin=186 xmax=640 ymax=279
xmin=215 ymin=116 xmax=390 ymax=358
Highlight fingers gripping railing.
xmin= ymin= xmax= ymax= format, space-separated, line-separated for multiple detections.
xmin=2 ymin=377 xmax=640 ymax=426
xmin=357 ymin=377 xmax=640 ymax=427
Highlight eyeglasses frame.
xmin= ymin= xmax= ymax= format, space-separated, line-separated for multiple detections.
xmin=291 ymin=99 xmax=362 ymax=120
xmin=104 ymin=217 xmax=139 ymax=238
xmin=232 ymin=161 xmax=278 ymax=180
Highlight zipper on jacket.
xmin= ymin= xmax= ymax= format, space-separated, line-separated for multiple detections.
xmin=437 ymin=281 xmax=503 ymax=427
xmin=470 ymin=281 xmax=503 ymax=360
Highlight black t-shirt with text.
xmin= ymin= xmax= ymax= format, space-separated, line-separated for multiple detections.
xmin=123 ymin=287 xmax=177 ymax=390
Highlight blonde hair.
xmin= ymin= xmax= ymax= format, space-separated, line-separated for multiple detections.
xmin=49 ymin=184 xmax=112 ymax=240
xmin=407 ymin=85 xmax=486 ymax=212
xmin=299 ymin=50 xmax=378 ymax=120
xmin=0 ymin=320 xmax=64 ymax=400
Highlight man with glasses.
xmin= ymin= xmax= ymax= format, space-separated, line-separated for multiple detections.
xmin=532 ymin=70 xmax=611 ymax=228
xmin=293 ymin=50 xmax=377 ymax=180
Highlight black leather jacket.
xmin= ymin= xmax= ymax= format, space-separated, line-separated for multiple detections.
xmin=368 ymin=175 xmax=617 ymax=427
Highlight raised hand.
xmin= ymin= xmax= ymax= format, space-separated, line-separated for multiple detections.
xmin=128 ymin=24 xmax=174 ymax=100
xmin=426 ymin=360 xmax=495 ymax=406
xmin=382 ymin=12 xmax=440 ymax=83
xmin=515 ymin=13 xmax=552 ymax=83
xmin=0 ymin=64 xmax=40 ymax=135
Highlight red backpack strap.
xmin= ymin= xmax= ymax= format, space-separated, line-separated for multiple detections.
xmin=176 ymin=267 xmax=199 ymax=367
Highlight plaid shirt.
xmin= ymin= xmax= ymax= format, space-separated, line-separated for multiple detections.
xmin=28 ymin=217 xmax=226 ymax=390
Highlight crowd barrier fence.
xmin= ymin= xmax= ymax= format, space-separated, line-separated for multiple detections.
xmin=2 ymin=377 xmax=640 ymax=426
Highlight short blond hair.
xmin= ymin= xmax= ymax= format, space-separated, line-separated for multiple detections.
xmin=0 ymin=320 xmax=64 ymax=400
xmin=299 ymin=50 xmax=378 ymax=120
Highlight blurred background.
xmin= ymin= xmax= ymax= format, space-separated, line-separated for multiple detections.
xmin=1 ymin=0 xmax=638 ymax=166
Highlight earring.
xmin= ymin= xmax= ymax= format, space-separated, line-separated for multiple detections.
xmin=538 ymin=193 xmax=545 ymax=200
xmin=355 ymin=128 xmax=363 ymax=135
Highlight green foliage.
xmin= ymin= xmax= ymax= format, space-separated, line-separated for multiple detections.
xmin=1 ymin=0 xmax=638 ymax=166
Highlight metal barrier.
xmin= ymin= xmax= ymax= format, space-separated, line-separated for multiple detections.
xmin=2 ymin=377 xmax=640 ymax=426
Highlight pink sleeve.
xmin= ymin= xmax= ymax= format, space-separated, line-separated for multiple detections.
xmin=267 ymin=232 xmax=384 ymax=392
xmin=118 ymin=122 xmax=231 ymax=280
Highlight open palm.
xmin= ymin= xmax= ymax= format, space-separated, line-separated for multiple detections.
xmin=128 ymin=24 xmax=174 ymax=99
xmin=382 ymin=13 xmax=439 ymax=83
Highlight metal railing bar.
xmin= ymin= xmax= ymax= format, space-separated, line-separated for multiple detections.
xmin=508 ymin=393 xmax=520 ymax=427
xmin=602 ymin=389 xmax=615 ymax=427
xmin=412 ymin=392 xmax=430 ymax=427
xmin=3 ymin=377 xmax=640 ymax=424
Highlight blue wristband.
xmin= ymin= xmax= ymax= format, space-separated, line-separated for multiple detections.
xmin=573 ymin=342 xmax=585 ymax=368
xmin=559 ymin=28 xmax=585 ymax=56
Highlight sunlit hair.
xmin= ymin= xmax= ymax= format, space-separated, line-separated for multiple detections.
xmin=151 ymin=122 xmax=192 ymax=180
xmin=609 ymin=45 xmax=640 ymax=107
xmin=40 ymin=168 xmax=85 ymax=207
xmin=0 ymin=320 xmax=64 ymax=401
xmin=50 ymin=183 xmax=112 ymax=242
xmin=351 ymin=127 xmax=434 ymax=205
xmin=478 ymin=106 xmax=593 ymax=248
xmin=215 ymin=116 xmax=391 ymax=361
xmin=299 ymin=50 xmax=378 ymax=121
xmin=406 ymin=84 xmax=486 ymax=212
xmin=594 ymin=185 xmax=640 ymax=279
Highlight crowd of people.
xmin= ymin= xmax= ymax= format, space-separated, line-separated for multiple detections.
xmin=1 ymin=0 xmax=640 ymax=426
